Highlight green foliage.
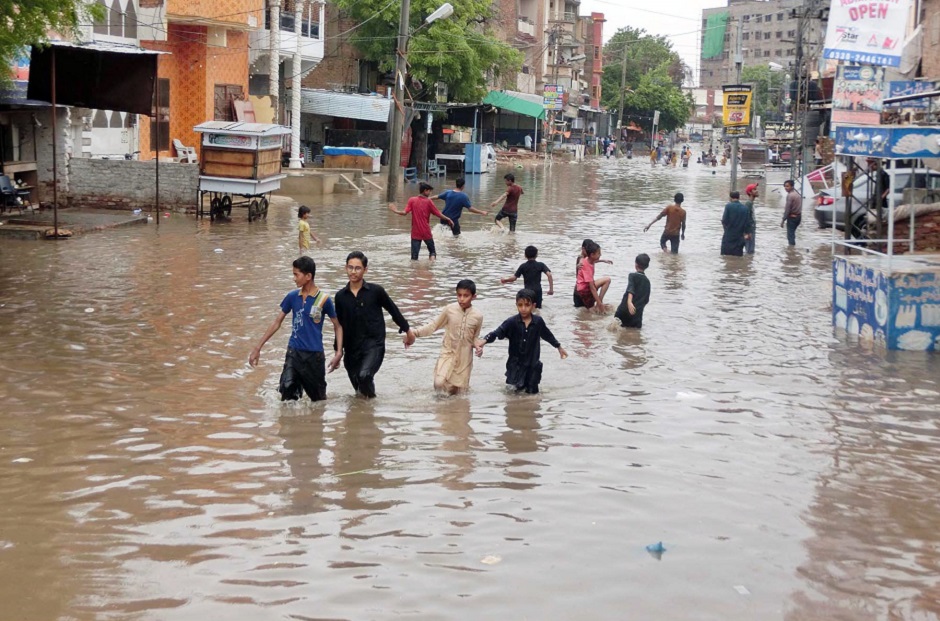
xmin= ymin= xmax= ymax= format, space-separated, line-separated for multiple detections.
xmin=0 ymin=0 xmax=101 ymax=86
xmin=740 ymin=64 xmax=787 ymax=123
xmin=334 ymin=0 xmax=523 ymax=102
xmin=600 ymin=27 xmax=691 ymax=133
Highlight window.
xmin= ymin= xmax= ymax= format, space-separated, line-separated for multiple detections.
xmin=594 ymin=46 xmax=599 ymax=59
xmin=775 ymin=49 xmax=782 ymax=56
xmin=214 ymin=84 xmax=244 ymax=121
xmin=776 ymin=31 xmax=782 ymax=38
xmin=777 ymin=12 xmax=784 ymax=21
xmin=788 ymin=30 xmax=796 ymax=37
xmin=763 ymin=50 xmax=771 ymax=57
xmin=743 ymin=14 xmax=750 ymax=22
xmin=764 ymin=32 xmax=771 ymax=40
xmin=755 ymin=15 xmax=762 ymax=23
xmin=150 ymin=78 xmax=169 ymax=152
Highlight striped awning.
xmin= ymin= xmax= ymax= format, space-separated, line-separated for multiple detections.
xmin=300 ymin=89 xmax=391 ymax=123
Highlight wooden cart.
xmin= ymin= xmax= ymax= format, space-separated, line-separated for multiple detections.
xmin=193 ymin=121 xmax=291 ymax=221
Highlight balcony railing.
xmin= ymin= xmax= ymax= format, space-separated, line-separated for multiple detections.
xmin=517 ymin=18 xmax=535 ymax=36
xmin=265 ymin=9 xmax=319 ymax=39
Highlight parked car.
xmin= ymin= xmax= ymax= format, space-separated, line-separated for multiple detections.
xmin=814 ymin=168 xmax=940 ymax=236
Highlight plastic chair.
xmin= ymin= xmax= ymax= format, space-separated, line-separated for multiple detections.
xmin=403 ymin=167 xmax=418 ymax=183
xmin=172 ymin=139 xmax=198 ymax=164
xmin=427 ymin=159 xmax=445 ymax=178
xmin=0 ymin=175 xmax=29 ymax=213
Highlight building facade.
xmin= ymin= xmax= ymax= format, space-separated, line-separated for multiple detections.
xmin=922 ymin=0 xmax=940 ymax=78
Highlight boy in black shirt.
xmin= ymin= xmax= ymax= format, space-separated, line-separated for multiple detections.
xmin=475 ymin=289 xmax=567 ymax=394
xmin=500 ymin=245 xmax=554 ymax=308
xmin=615 ymin=253 xmax=651 ymax=328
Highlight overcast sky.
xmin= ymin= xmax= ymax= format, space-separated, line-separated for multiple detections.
xmin=578 ymin=0 xmax=729 ymax=85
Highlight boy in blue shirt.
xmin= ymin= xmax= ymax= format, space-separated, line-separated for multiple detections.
xmin=249 ymin=256 xmax=343 ymax=401
xmin=431 ymin=177 xmax=488 ymax=236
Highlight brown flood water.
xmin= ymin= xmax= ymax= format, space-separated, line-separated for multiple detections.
xmin=1 ymin=159 xmax=939 ymax=620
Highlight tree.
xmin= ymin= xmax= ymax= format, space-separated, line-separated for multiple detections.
xmin=740 ymin=65 xmax=788 ymax=123
xmin=334 ymin=0 xmax=523 ymax=102
xmin=599 ymin=28 xmax=691 ymax=133
xmin=0 ymin=0 xmax=101 ymax=87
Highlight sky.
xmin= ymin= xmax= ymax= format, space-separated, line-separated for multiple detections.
xmin=578 ymin=0 xmax=729 ymax=86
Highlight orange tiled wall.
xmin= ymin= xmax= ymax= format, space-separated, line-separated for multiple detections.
xmin=166 ymin=0 xmax=262 ymax=28
xmin=140 ymin=24 xmax=250 ymax=160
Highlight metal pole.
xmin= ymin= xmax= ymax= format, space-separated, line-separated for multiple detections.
xmin=887 ymin=158 xmax=895 ymax=272
xmin=533 ymin=116 xmax=538 ymax=153
xmin=616 ymin=45 xmax=628 ymax=135
xmin=729 ymin=18 xmax=743 ymax=192
xmin=385 ymin=0 xmax=411 ymax=202
xmin=51 ymin=47 xmax=58 ymax=238
xmin=155 ymin=65 xmax=160 ymax=226
xmin=289 ymin=0 xmax=303 ymax=168
xmin=269 ymin=0 xmax=279 ymax=124
xmin=789 ymin=8 xmax=804 ymax=181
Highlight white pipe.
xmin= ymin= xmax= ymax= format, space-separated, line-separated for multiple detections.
xmin=289 ymin=0 xmax=303 ymax=168
xmin=887 ymin=158 xmax=895 ymax=273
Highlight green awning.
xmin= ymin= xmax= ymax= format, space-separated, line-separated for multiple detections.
xmin=702 ymin=12 xmax=729 ymax=60
xmin=483 ymin=90 xmax=546 ymax=120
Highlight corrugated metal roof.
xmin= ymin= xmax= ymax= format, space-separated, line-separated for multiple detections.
xmin=193 ymin=121 xmax=291 ymax=135
xmin=301 ymin=89 xmax=391 ymax=123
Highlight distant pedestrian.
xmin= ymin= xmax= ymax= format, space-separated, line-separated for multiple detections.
xmin=525 ymin=134 xmax=533 ymax=150
xmin=388 ymin=182 xmax=453 ymax=260
xmin=407 ymin=279 xmax=484 ymax=395
xmin=431 ymin=177 xmax=488 ymax=237
xmin=720 ymin=190 xmax=753 ymax=256
xmin=644 ymin=192 xmax=687 ymax=254
xmin=781 ymin=179 xmax=802 ymax=246
xmin=615 ymin=253 xmax=651 ymax=329
xmin=475 ymin=288 xmax=568 ymax=395
xmin=334 ymin=251 xmax=412 ymax=398
xmin=744 ymin=183 xmax=759 ymax=254
xmin=249 ymin=256 xmax=343 ymax=402
xmin=490 ymin=173 xmax=524 ymax=233
xmin=297 ymin=205 xmax=320 ymax=255
xmin=501 ymin=245 xmax=554 ymax=308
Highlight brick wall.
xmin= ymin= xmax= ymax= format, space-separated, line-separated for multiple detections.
xmin=68 ymin=158 xmax=199 ymax=210
xmin=922 ymin=0 xmax=940 ymax=78
xmin=303 ymin=4 xmax=362 ymax=90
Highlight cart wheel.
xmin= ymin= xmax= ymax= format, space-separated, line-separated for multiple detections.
xmin=209 ymin=197 xmax=221 ymax=222
xmin=221 ymin=195 xmax=233 ymax=218
xmin=260 ymin=197 xmax=269 ymax=219
xmin=248 ymin=199 xmax=259 ymax=222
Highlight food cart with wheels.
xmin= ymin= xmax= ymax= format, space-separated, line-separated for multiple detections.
xmin=193 ymin=121 xmax=291 ymax=222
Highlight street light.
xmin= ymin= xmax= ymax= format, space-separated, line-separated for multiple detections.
xmin=386 ymin=2 xmax=454 ymax=201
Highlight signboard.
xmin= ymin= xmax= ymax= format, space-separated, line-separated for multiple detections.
xmin=823 ymin=0 xmax=912 ymax=67
xmin=764 ymin=122 xmax=795 ymax=140
xmin=722 ymin=84 xmax=752 ymax=137
xmin=886 ymin=81 xmax=937 ymax=109
xmin=543 ymin=84 xmax=564 ymax=111
xmin=832 ymin=64 xmax=884 ymax=125
xmin=833 ymin=125 xmax=940 ymax=159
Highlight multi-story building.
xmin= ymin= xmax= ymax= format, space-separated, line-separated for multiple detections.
xmin=699 ymin=0 xmax=822 ymax=90
xmin=922 ymin=0 xmax=940 ymax=78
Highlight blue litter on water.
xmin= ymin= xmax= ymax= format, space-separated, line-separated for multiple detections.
xmin=646 ymin=541 xmax=666 ymax=553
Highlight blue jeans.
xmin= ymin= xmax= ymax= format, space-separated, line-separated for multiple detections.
xmin=745 ymin=230 xmax=755 ymax=254
xmin=786 ymin=215 xmax=801 ymax=246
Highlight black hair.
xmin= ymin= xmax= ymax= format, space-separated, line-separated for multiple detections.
xmin=636 ymin=253 xmax=651 ymax=270
xmin=524 ymin=245 xmax=538 ymax=259
xmin=584 ymin=241 xmax=600 ymax=256
xmin=346 ymin=250 xmax=368 ymax=268
xmin=516 ymin=288 xmax=536 ymax=303
xmin=456 ymin=279 xmax=476 ymax=295
xmin=784 ymin=179 xmax=795 ymax=187
xmin=292 ymin=256 xmax=316 ymax=278
xmin=674 ymin=193 xmax=684 ymax=204
xmin=419 ymin=182 xmax=433 ymax=193
xmin=730 ymin=190 xmax=740 ymax=199
xmin=455 ymin=177 xmax=466 ymax=188
xmin=504 ymin=173 xmax=515 ymax=182
xmin=581 ymin=238 xmax=594 ymax=249
xmin=297 ymin=205 xmax=311 ymax=218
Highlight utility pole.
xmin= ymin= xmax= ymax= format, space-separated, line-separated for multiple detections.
xmin=386 ymin=0 xmax=411 ymax=202
xmin=729 ymin=18 xmax=743 ymax=192
xmin=289 ymin=0 xmax=303 ymax=168
xmin=268 ymin=0 xmax=279 ymax=124
xmin=790 ymin=6 xmax=804 ymax=181
xmin=616 ymin=46 xmax=627 ymax=140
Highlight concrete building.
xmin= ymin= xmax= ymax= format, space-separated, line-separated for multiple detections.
xmin=699 ymin=0 xmax=822 ymax=90
xmin=922 ymin=0 xmax=940 ymax=78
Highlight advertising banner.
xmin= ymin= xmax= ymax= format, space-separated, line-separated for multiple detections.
xmin=823 ymin=0 xmax=912 ymax=67
xmin=831 ymin=64 xmax=884 ymax=125
xmin=543 ymin=84 xmax=564 ymax=111
xmin=722 ymin=84 xmax=752 ymax=137
xmin=886 ymin=81 xmax=937 ymax=109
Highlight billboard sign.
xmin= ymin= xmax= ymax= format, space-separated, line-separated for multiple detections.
xmin=543 ymin=84 xmax=564 ymax=111
xmin=832 ymin=64 xmax=885 ymax=126
xmin=823 ymin=0 xmax=912 ymax=67
xmin=722 ymin=84 xmax=752 ymax=137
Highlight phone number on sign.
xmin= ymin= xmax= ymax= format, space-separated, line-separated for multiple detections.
xmin=824 ymin=50 xmax=898 ymax=66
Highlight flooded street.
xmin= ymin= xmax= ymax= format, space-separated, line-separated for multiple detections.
xmin=1 ymin=158 xmax=939 ymax=620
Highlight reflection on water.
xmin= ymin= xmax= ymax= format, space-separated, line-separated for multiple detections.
xmin=1 ymin=159 xmax=939 ymax=619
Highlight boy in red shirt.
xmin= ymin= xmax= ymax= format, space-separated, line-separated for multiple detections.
xmin=389 ymin=182 xmax=453 ymax=260
xmin=490 ymin=173 xmax=524 ymax=232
